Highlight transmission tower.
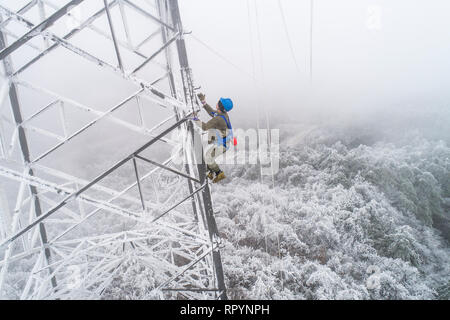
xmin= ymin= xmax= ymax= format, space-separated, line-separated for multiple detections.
xmin=0 ymin=0 xmax=227 ymax=300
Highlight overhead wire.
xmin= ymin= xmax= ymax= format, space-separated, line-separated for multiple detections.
xmin=188 ymin=1 xmax=302 ymax=189
xmin=254 ymin=0 xmax=275 ymax=189
xmin=247 ymin=0 xmax=263 ymax=183
xmin=246 ymin=0 xmax=256 ymax=80
xmin=190 ymin=33 xmax=258 ymax=83
xmin=277 ymin=0 xmax=302 ymax=75
xmin=187 ymin=0 xmax=296 ymax=287
xmin=189 ymin=31 xmax=256 ymax=168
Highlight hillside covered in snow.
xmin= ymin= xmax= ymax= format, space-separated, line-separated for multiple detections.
xmin=211 ymin=120 xmax=450 ymax=300
xmin=102 ymin=113 xmax=450 ymax=300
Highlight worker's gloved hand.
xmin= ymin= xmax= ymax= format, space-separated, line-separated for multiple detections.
xmin=197 ymin=93 xmax=205 ymax=103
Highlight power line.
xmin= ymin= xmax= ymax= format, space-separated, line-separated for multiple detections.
xmin=254 ymin=0 xmax=265 ymax=84
xmin=254 ymin=0 xmax=275 ymax=188
xmin=247 ymin=0 xmax=256 ymax=80
xmin=190 ymin=33 xmax=258 ymax=83
xmin=277 ymin=0 xmax=301 ymax=75
xmin=247 ymin=0 xmax=263 ymax=183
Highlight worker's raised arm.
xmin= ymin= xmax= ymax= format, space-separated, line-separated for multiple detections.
xmin=202 ymin=103 xmax=216 ymax=118
xmin=197 ymin=93 xmax=216 ymax=118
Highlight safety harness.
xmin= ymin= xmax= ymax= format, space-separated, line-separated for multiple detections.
xmin=211 ymin=112 xmax=234 ymax=150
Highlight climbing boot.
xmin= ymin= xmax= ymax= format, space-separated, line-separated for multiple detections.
xmin=212 ymin=171 xmax=226 ymax=183
xmin=207 ymin=171 xmax=214 ymax=180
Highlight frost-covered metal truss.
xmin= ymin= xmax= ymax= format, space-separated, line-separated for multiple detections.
xmin=0 ymin=0 xmax=226 ymax=299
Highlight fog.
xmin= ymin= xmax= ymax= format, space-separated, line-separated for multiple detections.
xmin=2 ymin=0 xmax=450 ymax=136
xmin=0 ymin=0 xmax=448 ymax=178
xmin=180 ymin=0 xmax=450 ymax=131
xmin=1 ymin=0 xmax=450 ymax=300
xmin=0 ymin=0 xmax=448 ymax=181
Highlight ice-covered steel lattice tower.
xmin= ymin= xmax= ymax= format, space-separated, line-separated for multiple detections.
xmin=0 ymin=0 xmax=227 ymax=299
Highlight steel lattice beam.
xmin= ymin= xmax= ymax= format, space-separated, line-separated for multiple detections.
xmin=0 ymin=19 xmax=57 ymax=291
xmin=0 ymin=0 xmax=85 ymax=60
xmin=0 ymin=0 xmax=227 ymax=300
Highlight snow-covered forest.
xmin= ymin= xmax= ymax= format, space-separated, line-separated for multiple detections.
xmin=101 ymin=109 xmax=450 ymax=300
xmin=2 ymin=105 xmax=449 ymax=300
xmin=217 ymin=129 xmax=449 ymax=299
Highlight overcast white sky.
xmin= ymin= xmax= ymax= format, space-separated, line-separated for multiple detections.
xmin=1 ymin=0 xmax=449 ymax=174
xmin=2 ymin=0 xmax=450 ymax=126
xmin=179 ymin=0 xmax=450 ymax=126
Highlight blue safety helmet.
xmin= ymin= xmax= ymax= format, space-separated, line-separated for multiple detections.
xmin=219 ymin=98 xmax=233 ymax=112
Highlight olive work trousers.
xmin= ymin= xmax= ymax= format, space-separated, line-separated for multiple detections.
xmin=205 ymin=144 xmax=226 ymax=173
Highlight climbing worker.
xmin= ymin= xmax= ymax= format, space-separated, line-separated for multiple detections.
xmin=192 ymin=93 xmax=234 ymax=183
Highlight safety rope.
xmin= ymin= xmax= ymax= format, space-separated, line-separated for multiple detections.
xmin=254 ymin=1 xmax=283 ymax=291
xmin=246 ymin=0 xmax=263 ymax=183
xmin=254 ymin=0 xmax=275 ymax=189
xmin=189 ymin=1 xmax=287 ymax=288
